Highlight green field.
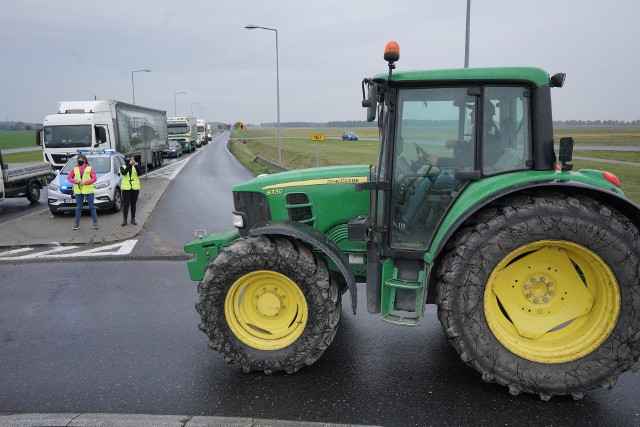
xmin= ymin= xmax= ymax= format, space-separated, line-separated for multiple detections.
xmin=0 ymin=130 xmax=37 ymax=149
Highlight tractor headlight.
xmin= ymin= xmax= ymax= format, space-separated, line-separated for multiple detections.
xmin=232 ymin=213 xmax=245 ymax=228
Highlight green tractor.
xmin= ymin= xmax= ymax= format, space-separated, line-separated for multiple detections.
xmin=185 ymin=42 xmax=640 ymax=399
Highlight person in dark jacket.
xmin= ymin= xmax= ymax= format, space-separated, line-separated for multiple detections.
xmin=120 ymin=156 xmax=141 ymax=226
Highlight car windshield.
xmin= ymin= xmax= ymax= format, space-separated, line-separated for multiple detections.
xmin=60 ymin=156 xmax=112 ymax=174
xmin=43 ymin=125 xmax=92 ymax=148
xmin=167 ymin=123 xmax=189 ymax=135
xmin=168 ymin=141 xmax=180 ymax=148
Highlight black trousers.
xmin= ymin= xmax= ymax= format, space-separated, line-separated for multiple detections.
xmin=122 ymin=189 xmax=139 ymax=220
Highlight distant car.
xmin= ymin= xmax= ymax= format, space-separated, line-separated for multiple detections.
xmin=48 ymin=150 xmax=125 ymax=215
xmin=163 ymin=141 xmax=183 ymax=158
xmin=342 ymin=131 xmax=358 ymax=141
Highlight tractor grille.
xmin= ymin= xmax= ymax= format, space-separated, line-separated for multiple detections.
xmin=286 ymin=193 xmax=314 ymax=223
xmin=233 ymin=191 xmax=270 ymax=236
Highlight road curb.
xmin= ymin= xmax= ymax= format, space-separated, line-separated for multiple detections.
xmin=0 ymin=413 xmax=377 ymax=427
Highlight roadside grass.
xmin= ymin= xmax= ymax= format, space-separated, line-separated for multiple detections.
xmin=555 ymin=125 xmax=640 ymax=146
xmin=0 ymin=130 xmax=36 ymax=149
xmin=2 ymin=151 xmax=43 ymax=163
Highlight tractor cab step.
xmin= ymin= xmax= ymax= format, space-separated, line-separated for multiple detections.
xmin=380 ymin=259 xmax=428 ymax=326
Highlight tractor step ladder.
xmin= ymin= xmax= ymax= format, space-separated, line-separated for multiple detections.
xmin=380 ymin=267 xmax=427 ymax=326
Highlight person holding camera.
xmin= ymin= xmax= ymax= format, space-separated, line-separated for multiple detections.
xmin=120 ymin=156 xmax=141 ymax=226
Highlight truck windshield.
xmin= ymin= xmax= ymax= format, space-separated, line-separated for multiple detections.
xmin=167 ymin=123 xmax=189 ymax=134
xmin=43 ymin=125 xmax=92 ymax=148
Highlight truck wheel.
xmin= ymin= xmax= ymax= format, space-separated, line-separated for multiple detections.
xmin=436 ymin=193 xmax=640 ymax=400
xmin=111 ymin=188 xmax=122 ymax=213
xmin=196 ymin=235 xmax=341 ymax=374
xmin=26 ymin=182 xmax=40 ymax=203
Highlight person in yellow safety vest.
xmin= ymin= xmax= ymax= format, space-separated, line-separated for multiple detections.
xmin=67 ymin=154 xmax=99 ymax=230
xmin=120 ymin=156 xmax=141 ymax=226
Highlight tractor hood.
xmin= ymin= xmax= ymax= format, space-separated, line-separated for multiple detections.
xmin=232 ymin=164 xmax=372 ymax=237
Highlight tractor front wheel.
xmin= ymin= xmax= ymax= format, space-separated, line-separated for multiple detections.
xmin=196 ymin=235 xmax=341 ymax=373
xmin=436 ymin=193 xmax=640 ymax=399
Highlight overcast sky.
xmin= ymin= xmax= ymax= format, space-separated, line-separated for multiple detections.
xmin=2 ymin=0 xmax=639 ymax=125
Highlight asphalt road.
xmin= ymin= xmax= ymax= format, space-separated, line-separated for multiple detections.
xmin=1 ymin=135 xmax=639 ymax=426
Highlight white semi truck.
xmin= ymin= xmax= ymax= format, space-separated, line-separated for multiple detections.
xmin=0 ymin=149 xmax=52 ymax=203
xmin=37 ymin=100 xmax=168 ymax=169
xmin=167 ymin=116 xmax=198 ymax=153
xmin=196 ymin=119 xmax=206 ymax=146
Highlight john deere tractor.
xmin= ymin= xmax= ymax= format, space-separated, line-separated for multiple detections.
xmin=185 ymin=42 xmax=640 ymax=399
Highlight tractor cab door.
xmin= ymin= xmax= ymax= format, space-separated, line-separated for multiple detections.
xmin=386 ymin=85 xmax=532 ymax=251
xmin=388 ymin=87 xmax=477 ymax=250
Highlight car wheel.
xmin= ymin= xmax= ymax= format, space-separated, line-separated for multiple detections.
xmin=26 ymin=182 xmax=41 ymax=203
xmin=111 ymin=188 xmax=122 ymax=213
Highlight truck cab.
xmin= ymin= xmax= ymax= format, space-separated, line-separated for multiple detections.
xmin=167 ymin=116 xmax=197 ymax=153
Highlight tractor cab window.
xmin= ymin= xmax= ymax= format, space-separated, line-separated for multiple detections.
xmin=390 ymin=86 xmax=532 ymax=250
xmin=481 ymin=86 xmax=531 ymax=175
xmin=391 ymin=87 xmax=474 ymax=249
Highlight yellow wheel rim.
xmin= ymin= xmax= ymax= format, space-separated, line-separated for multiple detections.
xmin=225 ymin=270 xmax=308 ymax=351
xmin=484 ymin=240 xmax=620 ymax=363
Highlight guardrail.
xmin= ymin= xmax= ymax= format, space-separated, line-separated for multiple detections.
xmin=254 ymin=156 xmax=289 ymax=172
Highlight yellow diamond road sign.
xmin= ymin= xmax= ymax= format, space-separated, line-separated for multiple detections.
xmin=310 ymin=134 xmax=325 ymax=141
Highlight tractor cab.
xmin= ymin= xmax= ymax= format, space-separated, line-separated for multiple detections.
xmin=386 ymin=85 xmax=531 ymax=250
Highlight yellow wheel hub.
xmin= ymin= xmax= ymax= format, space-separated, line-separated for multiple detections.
xmin=484 ymin=240 xmax=620 ymax=363
xmin=225 ymin=270 xmax=308 ymax=351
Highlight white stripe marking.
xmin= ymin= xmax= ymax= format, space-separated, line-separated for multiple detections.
xmin=0 ymin=240 xmax=138 ymax=260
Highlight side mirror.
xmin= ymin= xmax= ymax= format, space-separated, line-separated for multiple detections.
xmin=550 ymin=73 xmax=566 ymax=88
xmin=362 ymin=80 xmax=378 ymax=122
xmin=559 ymin=137 xmax=574 ymax=171
xmin=35 ymin=128 xmax=42 ymax=146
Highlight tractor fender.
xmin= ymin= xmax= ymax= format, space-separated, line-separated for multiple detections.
xmin=250 ymin=220 xmax=358 ymax=314
xmin=433 ymin=180 xmax=640 ymax=261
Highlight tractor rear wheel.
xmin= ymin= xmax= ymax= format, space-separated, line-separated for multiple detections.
xmin=196 ymin=235 xmax=341 ymax=374
xmin=436 ymin=193 xmax=640 ymax=399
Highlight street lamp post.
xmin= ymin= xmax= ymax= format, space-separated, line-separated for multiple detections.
xmin=464 ymin=0 xmax=471 ymax=68
xmin=131 ymin=69 xmax=150 ymax=104
xmin=245 ymin=24 xmax=281 ymax=165
xmin=191 ymin=101 xmax=200 ymax=117
xmin=174 ymin=91 xmax=186 ymax=115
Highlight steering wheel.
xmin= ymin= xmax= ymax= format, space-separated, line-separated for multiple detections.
xmin=413 ymin=142 xmax=430 ymax=165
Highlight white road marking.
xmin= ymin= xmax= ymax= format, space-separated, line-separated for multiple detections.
xmin=0 ymin=240 xmax=138 ymax=260
xmin=1 ymin=245 xmax=80 ymax=260
xmin=0 ymin=247 xmax=34 ymax=257
xmin=72 ymin=240 xmax=138 ymax=256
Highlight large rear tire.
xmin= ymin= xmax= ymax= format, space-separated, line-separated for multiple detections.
xmin=196 ymin=235 xmax=341 ymax=374
xmin=436 ymin=193 xmax=640 ymax=400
